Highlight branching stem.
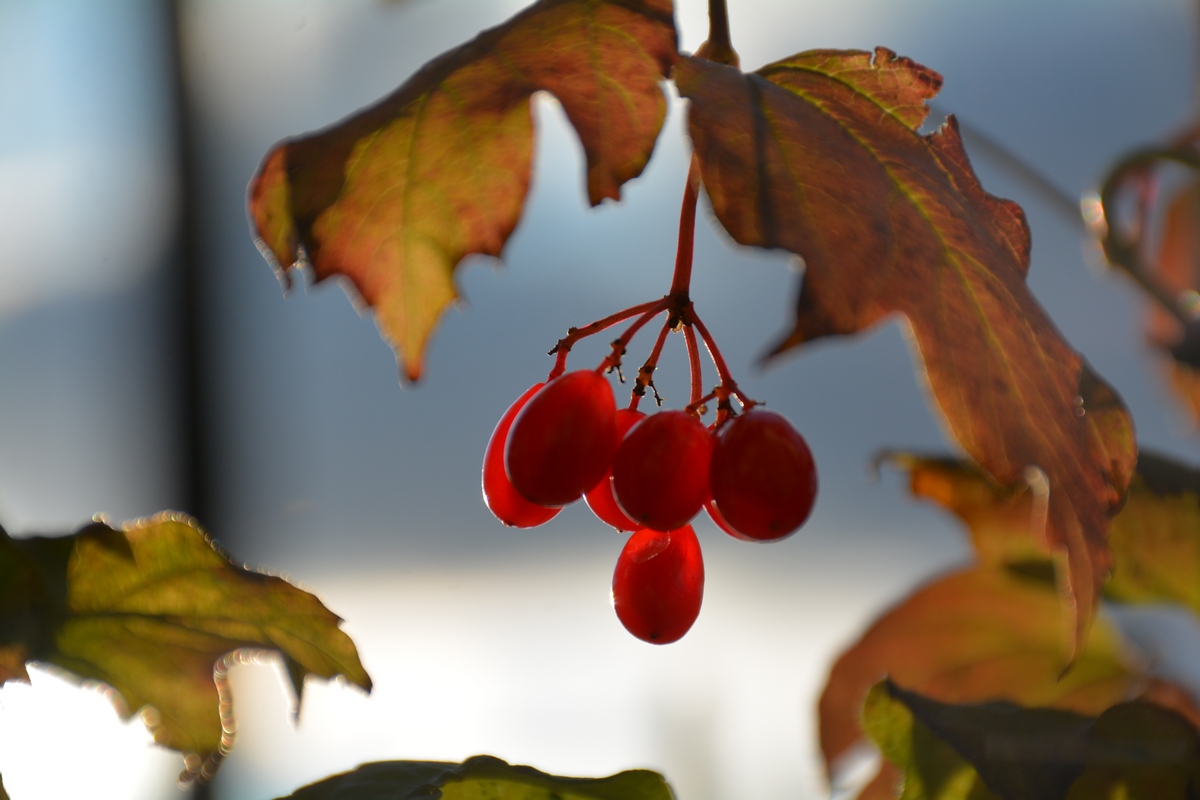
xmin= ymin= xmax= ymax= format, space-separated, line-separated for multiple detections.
xmin=594 ymin=304 xmax=669 ymax=380
xmin=548 ymin=297 xmax=668 ymax=379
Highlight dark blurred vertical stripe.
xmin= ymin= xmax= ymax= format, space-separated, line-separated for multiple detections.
xmin=164 ymin=0 xmax=215 ymax=797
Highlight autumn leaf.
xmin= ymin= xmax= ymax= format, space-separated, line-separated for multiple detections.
xmin=0 ymin=514 xmax=371 ymax=781
xmin=249 ymin=0 xmax=677 ymax=381
xmin=818 ymin=566 xmax=1154 ymax=794
xmin=675 ymin=49 xmax=1136 ymax=649
xmin=863 ymin=680 xmax=1200 ymax=800
xmin=277 ymin=754 xmax=674 ymax=800
xmin=883 ymin=450 xmax=1200 ymax=615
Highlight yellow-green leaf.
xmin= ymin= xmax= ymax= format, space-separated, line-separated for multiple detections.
xmin=249 ymin=0 xmax=677 ymax=381
xmin=277 ymin=754 xmax=674 ymax=800
xmin=675 ymin=49 xmax=1136 ymax=650
xmin=1106 ymin=452 xmax=1200 ymax=613
xmin=0 ymin=514 xmax=371 ymax=781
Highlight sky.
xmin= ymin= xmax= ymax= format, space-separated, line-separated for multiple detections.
xmin=0 ymin=1 xmax=1198 ymax=799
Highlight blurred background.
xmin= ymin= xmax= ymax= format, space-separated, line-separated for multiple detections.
xmin=0 ymin=0 xmax=1198 ymax=798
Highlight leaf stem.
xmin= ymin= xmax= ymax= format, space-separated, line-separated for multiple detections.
xmin=669 ymin=158 xmax=702 ymax=297
xmin=629 ymin=318 xmax=673 ymax=410
xmin=1097 ymin=145 xmax=1200 ymax=327
xmin=548 ymin=297 xmax=669 ymax=379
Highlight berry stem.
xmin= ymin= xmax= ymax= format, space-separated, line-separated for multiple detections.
xmin=686 ymin=306 xmax=755 ymax=410
xmin=669 ymin=158 xmax=702 ymax=298
xmin=629 ymin=318 xmax=673 ymax=410
xmin=548 ymin=297 xmax=669 ymax=379
xmin=597 ymin=304 xmax=668 ymax=380
xmin=684 ymin=322 xmax=703 ymax=410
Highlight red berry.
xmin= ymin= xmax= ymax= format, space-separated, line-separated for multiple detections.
xmin=505 ymin=370 xmax=618 ymax=507
xmin=585 ymin=408 xmax=645 ymax=531
xmin=612 ymin=525 xmax=704 ymax=644
xmin=612 ymin=410 xmax=712 ymax=531
xmin=482 ymin=383 xmax=561 ymax=528
xmin=709 ymin=409 xmax=817 ymax=541
xmin=703 ymin=497 xmax=750 ymax=541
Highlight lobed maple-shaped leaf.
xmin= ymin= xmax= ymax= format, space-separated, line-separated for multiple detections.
xmin=278 ymin=754 xmax=674 ymax=800
xmin=884 ymin=450 xmax=1200 ymax=616
xmin=818 ymin=565 xmax=1147 ymax=795
xmin=675 ymin=49 xmax=1136 ymax=649
xmin=0 ymin=514 xmax=371 ymax=781
xmin=864 ymin=680 xmax=1200 ymax=800
xmin=249 ymin=0 xmax=677 ymax=381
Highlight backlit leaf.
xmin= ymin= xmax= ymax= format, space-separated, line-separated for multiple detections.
xmin=0 ymin=515 xmax=371 ymax=781
xmin=675 ymin=49 xmax=1135 ymax=648
xmin=819 ymin=566 xmax=1141 ymax=791
xmin=864 ymin=680 xmax=1200 ymax=800
xmin=277 ymin=754 xmax=674 ymax=800
xmin=249 ymin=0 xmax=677 ymax=381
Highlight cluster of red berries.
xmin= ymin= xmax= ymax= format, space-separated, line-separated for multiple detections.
xmin=482 ymin=368 xmax=817 ymax=644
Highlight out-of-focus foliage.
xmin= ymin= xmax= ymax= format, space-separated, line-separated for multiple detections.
xmin=277 ymin=754 xmax=674 ymax=800
xmin=864 ymin=680 xmax=1200 ymax=800
xmin=0 ymin=515 xmax=370 ymax=781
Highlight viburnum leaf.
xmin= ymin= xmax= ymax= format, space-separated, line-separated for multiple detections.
xmin=817 ymin=565 xmax=1195 ymax=795
xmin=675 ymin=49 xmax=1136 ymax=648
xmin=863 ymin=680 xmax=1200 ymax=800
xmin=277 ymin=754 xmax=674 ymax=800
xmin=249 ymin=0 xmax=677 ymax=381
xmin=884 ymin=450 xmax=1200 ymax=615
xmin=0 ymin=515 xmax=371 ymax=781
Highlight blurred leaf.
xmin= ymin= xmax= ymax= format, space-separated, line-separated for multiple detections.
xmin=249 ymin=0 xmax=677 ymax=381
xmin=883 ymin=450 xmax=1200 ymax=615
xmin=865 ymin=680 xmax=1200 ymax=800
xmin=277 ymin=754 xmax=674 ymax=799
xmin=875 ymin=451 xmax=1052 ymax=567
xmin=675 ymin=49 xmax=1135 ymax=650
xmin=819 ymin=566 xmax=1141 ymax=788
xmin=0 ymin=515 xmax=371 ymax=781
xmin=864 ymin=681 xmax=1004 ymax=800
xmin=1106 ymin=452 xmax=1200 ymax=613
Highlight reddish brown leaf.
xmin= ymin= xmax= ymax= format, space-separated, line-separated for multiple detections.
xmin=818 ymin=566 xmax=1143 ymax=786
xmin=675 ymin=49 xmax=1135 ymax=648
xmin=250 ymin=0 xmax=677 ymax=380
